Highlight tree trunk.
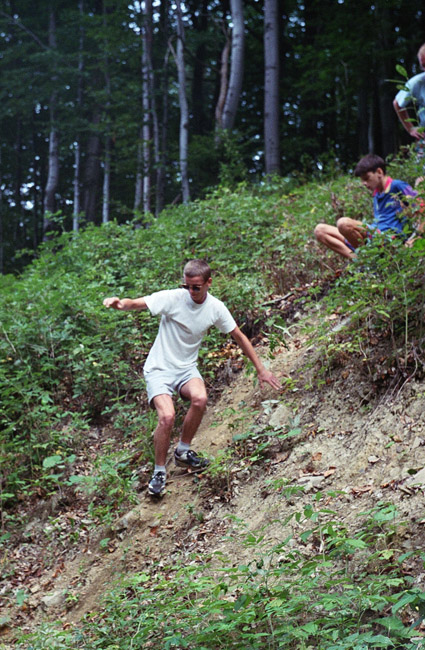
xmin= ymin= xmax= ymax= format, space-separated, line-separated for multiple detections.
xmin=73 ymin=0 xmax=84 ymax=232
xmin=31 ymin=110 xmax=41 ymax=249
xmin=375 ymin=2 xmax=397 ymax=157
xmin=221 ymin=0 xmax=245 ymax=131
xmin=264 ymin=0 xmax=280 ymax=175
xmin=0 ymin=149 xmax=3 ymax=274
xmin=82 ymin=113 xmax=101 ymax=222
xmin=102 ymin=135 xmax=110 ymax=224
xmin=142 ymin=0 xmax=152 ymax=215
xmin=174 ymin=0 xmax=190 ymax=203
xmin=190 ymin=0 xmax=208 ymax=135
xmin=155 ymin=0 xmax=170 ymax=216
xmin=43 ymin=111 xmax=59 ymax=218
xmin=215 ymin=25 xmax=230 ymax=130
xmin=134 ymin=132 xmax=143 ymax=212
xmin=14 ymin=118 xmax=23 ymax=236
xmin=101 ymin=2 xmax=111 ymax=224
xmin=43 ymin=7 xmax=59 ymax=239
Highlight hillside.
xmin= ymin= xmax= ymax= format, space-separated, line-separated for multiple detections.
xmin=1 ymin=167 xmax=425 ymax=648
xmin=2 ymin=298 xmax=425 ymax=648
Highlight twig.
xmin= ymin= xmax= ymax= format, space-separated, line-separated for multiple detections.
xmin=1 ymin=324 xmax=17 ymax=355
xmin=259 ymin=291 xmax=294 ymax=307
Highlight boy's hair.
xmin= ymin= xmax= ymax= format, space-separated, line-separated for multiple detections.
xmin=354 ymin=154 xmax=386 ymax=176
xmin=417 ymin=43 xmax=425 ymax=59
xmin=183 ymin=259 xmax=212 ymax=282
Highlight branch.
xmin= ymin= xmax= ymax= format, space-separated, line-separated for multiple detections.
xmin=0 ymin=11 xmax=49 ymax=50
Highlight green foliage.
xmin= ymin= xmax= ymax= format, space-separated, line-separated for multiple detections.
xmin=16 ymin=498 xmax=425 ymax=649
xmin=0 ymin=180 xmax=318 ymax=507
xmin=5 ymin=157 xmax=425 ymax=646
xmin=322 ymin=226 xmax=425 ymax=379
xmin=3 ymin=155 xmax=425 ymax=512
xmin=71 ymin=452 xmax=139 ymax=526
xmin=305 ymin=153 xmax=425 ymax=387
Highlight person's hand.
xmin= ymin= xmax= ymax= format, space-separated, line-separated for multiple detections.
xmin=103 ymin=297 xmax=124 ymax=309
xmin=258 ymin=369 xmax=281 ymax=391
xmin=405 ymin=236 xmax=417 ymax=248
xmin=409 ymin=127 xmax=425 ymax=140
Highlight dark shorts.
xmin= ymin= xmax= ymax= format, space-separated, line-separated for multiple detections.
xmin=344 ymin=238 xmax=356 ymax=252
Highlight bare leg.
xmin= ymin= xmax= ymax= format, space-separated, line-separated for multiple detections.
xmin=315 ymin=217 xmax=367 ymax=260
xmin=179 ymin=378 xmax=208 ymax=446
xmin=152 ymin=394 xmax=175 ymax=466
xmin=336 ymin=217 xmax=366 ymax=250
xmin=314 ymin=223 xmax=356 ymax=260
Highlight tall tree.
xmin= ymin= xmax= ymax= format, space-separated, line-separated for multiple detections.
xmin=264 ymin=0 xmax=280 ymax=174
xmin=189 ymin=0 xmax=209 ymax=135
xmin=101 ymin=1 xmax=111 ymax=224
xmin=155 ymin=0 xmax=170 ymax=215
xmin=81 ymin=111 xmax=101 ymax=223
xmin=142 ymin=0 xmax=153 ymax=214
xmin=43 ymin=6 xmax=59 ymax=238
xmin=73 ymin=0 xmax=85 ymax=232
xmin=134 ymin=0 xmax=163 ymax=216
xmin=0 ymin=149 xmax=3 ymax=274
xmin=173 ymin=0 xmax=190 ymax=203
xmin=215 ymin=22 xmax=230 ymax=131
xmin=221 ymin=0 xmax=245 ymax=131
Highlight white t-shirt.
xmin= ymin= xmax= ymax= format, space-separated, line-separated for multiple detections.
xmin=143 ymin=289 xmax=237 ymax=372
xmin=395 ymin=72 xmax=425 ymax=127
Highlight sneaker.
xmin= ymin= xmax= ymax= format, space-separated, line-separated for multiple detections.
xmin=148 ymin=471 xmax=166 ymax=497
xmin=174 ymin=448 xmax=209 ymax=471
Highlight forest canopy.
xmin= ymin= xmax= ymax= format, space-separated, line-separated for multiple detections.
xmin=0 ymin=0 xmax=424 ymax=273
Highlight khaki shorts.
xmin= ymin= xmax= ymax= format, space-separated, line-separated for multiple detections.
xmin=144 ymin=366 xmax=203 ymax=407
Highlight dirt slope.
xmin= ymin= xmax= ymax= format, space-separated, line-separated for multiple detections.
xmin=2 ymin=313 xmax=425 ymax=645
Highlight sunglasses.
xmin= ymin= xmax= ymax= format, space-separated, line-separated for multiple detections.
xmin=180 ymin=283 xmax=204 ymax=292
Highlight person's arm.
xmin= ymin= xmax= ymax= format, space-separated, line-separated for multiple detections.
xmin=230 ymin=326 xmax=281 ymax=390
xmin=103 ymin=296 xmax=148 ymax=311
xmin=393 ymin=99 xmax=424 ymax=140
xmin=405 ymin=199 xmax=425 ymax=246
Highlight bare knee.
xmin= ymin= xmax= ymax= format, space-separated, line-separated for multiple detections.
xmin=314 ymin=223 xmax=327 ymax=242
xmin=190 ymin=393 xmax=208 ymax=412
xmin=158 ymin=411 xmax=175 ymax=432
xmin=336 ymin=217 xmax=354 ymax=235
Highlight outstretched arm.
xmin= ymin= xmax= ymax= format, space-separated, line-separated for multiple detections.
xmin=103 ymin=296 xmax=148 ymax=311
xmin=230 ymin=326 xmax=281 ymax=390
xmin=393 ymin=99 xmax=424 ymax=140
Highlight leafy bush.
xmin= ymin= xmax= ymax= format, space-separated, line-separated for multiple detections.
xmin=16 ymin=498 xmax=425 ymax=649
xmin=2 ymin=154 xmax=425 ymax=512
xmin=0 ymin=180 xmax=322 ymax=506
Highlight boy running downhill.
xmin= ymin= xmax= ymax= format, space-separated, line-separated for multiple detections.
xmin=103 ymin=259 xmax=281 ymax=498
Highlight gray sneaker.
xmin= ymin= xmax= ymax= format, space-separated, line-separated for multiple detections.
xmin=174 ymin=448 xmax=209 ymax=471
xmin=148 ymin=471 xmax=166 ymax=497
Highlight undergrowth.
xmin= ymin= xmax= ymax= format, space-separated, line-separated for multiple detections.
xmin=2 ymin=147 xmax=425 ymax=647
xmin=14 ymin=496 xmax=425 ymax=649
xmin=0 ymin=177 xmax=326 ymax=515
xmin=1 ymin=147 xmax=425 ymax=518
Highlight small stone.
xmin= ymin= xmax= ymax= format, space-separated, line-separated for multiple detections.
xmin=406 ymin=467 xmax=425 ymax=487
xmin=368 ymin=455 xmax=380 ymax=464
xmin=117 ymin=508 xmax=139 ymax=530
xmin=269 ymin=404 xmax=290 ymax=429
xmin=297 ymin=475 xmax=325 ymax=491
xmin=41 ymin=591 xmax=66 ymax=608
